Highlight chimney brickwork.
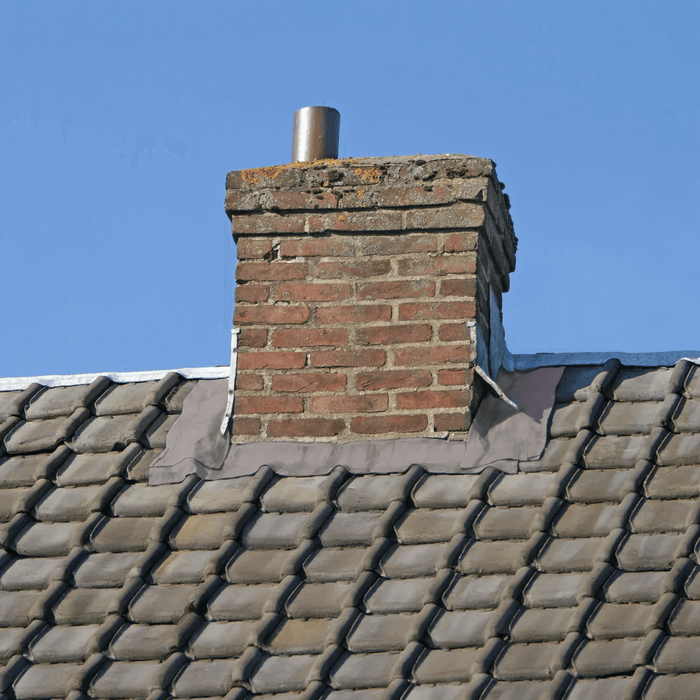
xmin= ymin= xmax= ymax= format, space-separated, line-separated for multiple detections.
xmin=225 ymin=155 xmax=517 ymax=442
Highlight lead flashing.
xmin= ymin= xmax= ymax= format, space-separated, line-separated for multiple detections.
xmin=513 ymin=351 xmax=700 ymax=370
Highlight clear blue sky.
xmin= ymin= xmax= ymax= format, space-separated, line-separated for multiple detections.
xmin=1 ymin=1 xmax=698 ymax=378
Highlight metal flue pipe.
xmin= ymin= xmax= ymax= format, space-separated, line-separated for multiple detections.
xmin=291 ymin=106 xmax=340 ymax=162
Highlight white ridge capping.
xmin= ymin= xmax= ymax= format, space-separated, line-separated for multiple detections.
xmin=0 ymin=366 xmax=231 ymax=392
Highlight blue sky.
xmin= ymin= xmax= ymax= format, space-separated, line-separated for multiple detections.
xmin=1 ymin=1 xmax=698 ymax=378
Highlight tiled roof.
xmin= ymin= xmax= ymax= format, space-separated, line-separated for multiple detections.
xmin=1 ymin=361 xmax=700 ymax=699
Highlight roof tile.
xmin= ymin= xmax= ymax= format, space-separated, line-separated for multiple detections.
xmin=29 ymin=624 xmax=99 ymax=662
xmin=330 ymin=650 xmax=399 ymax=689
xmin=428 ymin=608 xmax=491 ymax=648
xmin=493 ymin=641 xmax=559 ymax=680
xmin=250 ymin=652 xmax=317 ymax=693
xmin=13 ymin=662 xmax=82 ymax=700
xmin=364 ymin=577 xmax=428 ymax=614
xmin=110 ymin=622 xmax=182 ymax=660
xmin=412 ymin=647 xmax=478 ymax=684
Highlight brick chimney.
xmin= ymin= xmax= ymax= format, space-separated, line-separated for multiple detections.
xmin=226 ymin=154 xmax=517 ymax=442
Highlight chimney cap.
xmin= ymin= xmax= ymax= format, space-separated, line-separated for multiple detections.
xmin=292 ymin=106 xmax=340 ymax=163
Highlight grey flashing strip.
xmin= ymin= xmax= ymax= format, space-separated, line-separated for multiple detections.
xmin=513 ymin=351 xmax=700 ymax=370
xmin=0 ymin=366 xmax=231 ymax=392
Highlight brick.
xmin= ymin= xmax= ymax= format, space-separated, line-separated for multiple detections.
xmin=445 ymin=232 xmax=478 ymax=252
xmin=397 ymin=254 xmax=476 ymax=277
xmin=273 ymin=328 xmax=348 ymax=348
xmin=236 ymin=374 xmax=264 ymax=391
xmin=232 ymin=212 xmax=306 ymax=235
xmin=397 ymin=390 xmax=470 ymax=410
xmin=358 ymin=280 xmax=435 ymax=301
xmin=358 ymin=235 xmax=437 ymax=256
xmin=231 ymin=417 xmax=261 ymax=436
xmin=316 ymin=260 xmax=391 ymax=279
xmin=405 ymin=204 xmax=485 ymax=230
xmin=236 ymin=239 xmax=272 ymax=259
xmin=235 ymin=284 xmax=270 ymax=303
xmin=224 ymin=189 xmax=261 ymax=213
xmin=306 ymin=210 xmax=402 ymax=233
xmin=311 ymin=349 xmax=386 ymax=368
xmin=439 ymin=323 xmax=470 ymax=342
xmin=238 ymin=329 xmax=267 ymax=348
xmin=316 ymin=305 xmax=391 ymax=324
xmin=439 ymin=369 xmax=468 ymax=386
xmin=238 ymin=351 xmax=306 ymax=370
xmin=356 ymin=324 xmax=431 ymax=346
xmin=265 ymin=190 xmax=339 ymax=211
xmin=280 ymin=237 xmax=354 ymax=258
xmin=340 ymin=183 xmax=469 ymax=208
xmin=272 ymin=373 xmax=346 ymax=393
xmin=235 ymin=396 xmax=303 ymax=414
xmin=276 ymin=283 xmax=351 ymax=302
xmin=311 ymin=395 xmax=388 ymax=414
xmin=356 ymin=370 xmax=432 ymax=391
xmin=234 ymin=305 xmax=310 ymax=325
xmin=351 ymin=415 xmax=428 ymax=434
xmin=399 ymin=301 xmax=476 ymax=321
xmin=434 ymin=413 xmax=470 ymax=432
xmin=440 ymin=278 xmax=477 ymax=297
xmin=236 ymin=261 xmax=308 ymax=282
xmin=395 ymin=345 xmax=469 ymax=366
xmin=268 ymin=418 xmax=346 ymax=438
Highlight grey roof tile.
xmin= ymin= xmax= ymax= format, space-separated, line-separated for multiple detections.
xmin=488 ymin=473 xmax=553 ymax=506
xmin=327 ymin=690 xmax=388 ymax=700
xmin=555 ymin=366 xmax=604 ymax=402
xmin=0 ymin=589 xmax=41 ymax=627
xmin=509 ymin=607 xmax=574 ymax=642
xmin=143 ymin=411 xmax=179 ymax=449
xmin=603 ymin=571 xmax=667 ymax=603
xmin=53 ymin=587 xmax=122 ymax=625
xmin=0 ymin=453 xmax=49 ymax=487
xmin=412 ymin=647 xmax=478 ymax=684
xmin=171 ymin=512 xmax=236 ymax=551
xmin=630 ymin=499 xmax=695 ymax=533
xmin=482 ymin=680 xmax=552 ymax=700
xmin=616 ymin=533 xmax=681 ymax=570
xmin=655 ymin=636 xmax=700 ymax=674
xmin=226 ymin=548 xmax=294 ymax=585
xmin=586 ymin=602 xmax=652 ymax=639
xmin=242 ymin=511 xmax=311 ymax=549
xmin=5 ymin=414 xmax=84 ymax=454
xmin=364 ymin=577 xmax=429 ymax=614
xmin=0 ymin=556 xmax=62 ymax=590
xmin=287 ymin=580 xmax=353 ymax=618
xmin=459 ymin=540 xmax=525 ymax=575
xmin=598 ymin=400 xmax=659 ymax=435
xmin=519 ymin=437 xmax=572 ymax=472
xmin=73 ymin=551 xmax=142 ymax=588
xmin=405 ymin=684 xmax=467 ymax=700
xmin=584 ymin=434 xmax=648 ymax=468
xmin=162 ymin=379 xmax=196 ymax=413
xmin=658 ymin=433 xmax=700 ymax=466
xmin=319 ymin=511 xmax=384 ymax=547
xmin=129 ymin=583 xmax=193 ymax=624
xmin=187 ymin=476 xmax=254 ymax=514
xmin=91 ymin=516 xmax=156 ymax=553
xmin=412 ymin=474 xmax=479 ymax=508
xmin=110 ymin=622 xmax=181 ymax=660
xmin=250 ymin=653 xmax=317 ymax=694
xmin=70 ymin=411 xmax=156 ymax=453
xmin=90 ymin=659 xmax=165 ymax=698
xmin=346 ymin=612 xmax=416 ymax=652
xmin=666 ymin=599 xmax=700 ymax=636
xmin=686 ymin=365 xmax=700 ymax=398
xmin=645 ymin=465 xmax=700 ymax=499
xmin=549 ymin=402 xmax=586 ymax=438
xmin=337 ymin=474 xmax=404 ymax=511
xmin=14 ymin=521 xmax=76 ymax=557
xmin=672 ymin=398 xmax=700 ymax=432
xmin=266 ymin=616 xmax=333 ymax=654
xmin=0 ymin=487 xmax=31 ymax=522
xmin=189 ymin=619 xmax=255 ymax=658
xmin=428 ymin=609 xmax=491 ymax=647
xmin=536 ymin=537 xmax=603 ymax=573
xmin=208 ymin=582 xmax=276 ymax=621
xmin=443 ymin=574 xmax=509 ymax=610
xmin=94 ymin=380 xmax=161 ymax=415
xmin=330 ymin=651 xmax=399 ymax=689
xmin=644 ymin=674 xmax=700 ymax=700
xmin=523 ymin=572 xmax=585 ymax=608
xmin=685 ymin=567 xmax=700 ymax=599
xmin=24 ymin=382 xmax=107 ymax=420
xmin=493 ymin=641 xmax=559 ymax=680
xmin=379 ymin=545 xmax=444 ymax=581
xmin=397 ymin=509 xmax=463 ymax=544
xmin=572 ymin=637 xmax=642 ymax=677
xmin=611 ymin=366 xmax=673 ymax=401
xmin=567 ymin=468 xmax=631 ymax=503
xmin=0 ymin=626 xmax=25 ymax=661
xmin=13 ymin=662 xmax=83 ymax=700
xmin=33 ymin=483 xmax=103 ymax=521
xmin=552 ymin=502 xmax=622 ymax=538
xmin=564 ymin=676 xmax=634 ymax=700
xmin=171 ymin=658 xmax=238 ymax=697
xmin=261 ymin=474 xmax=332 ymax=512
xmin=29 ymin=624 xmax=98 ymax=662
xmin=474 ymin=506 xmax=539 ymax=540
xmin=305 ymin=547 xmax=366 ymax=582
xmin=112 ymin=482 xmax=183 ymax=517
xmin=152 ymin=549 xmax=214 ymax=585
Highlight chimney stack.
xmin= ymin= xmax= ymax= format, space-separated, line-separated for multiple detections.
xmin=226 ymin=124 xmax=517 ymax=442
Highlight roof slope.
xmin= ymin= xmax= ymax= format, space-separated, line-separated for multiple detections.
xmin=1 ymin=362 xmax=700 ymax=699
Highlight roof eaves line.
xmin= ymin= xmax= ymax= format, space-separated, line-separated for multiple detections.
xmin=0 ymin=366 xmax=230 ymax=391
xmin=513 ymin=351 xmax=700 ymax=369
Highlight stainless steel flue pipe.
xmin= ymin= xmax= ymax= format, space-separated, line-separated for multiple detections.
xmin=291 ymin=106 xmax=340 ymax=162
